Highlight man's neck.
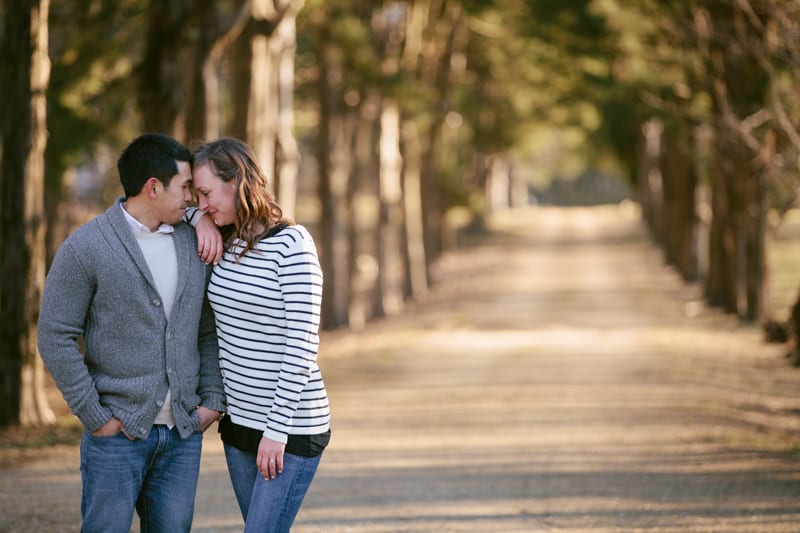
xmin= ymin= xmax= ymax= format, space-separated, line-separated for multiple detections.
xmin=124 ymin=197 xmax=162 ymax=232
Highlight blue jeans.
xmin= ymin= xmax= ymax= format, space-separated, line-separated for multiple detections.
xmin=224 ymin=444 xmax=322 ymax=532
xmin=79 ymin=426 xmax=203 ymax=533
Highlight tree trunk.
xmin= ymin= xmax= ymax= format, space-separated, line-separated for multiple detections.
xmin=138 ymin=0 xmax=227 ymax=142
xmin=247 ymin=0 xmax=302 ymax=217
xmin=228 ymin=16 xmax=254 ymax=140
xmin=0 ymin=0 xmax=55 ymax=427
xmin=705 ymin=127 xmax=739 ymax=313
xmin=201 ymin=0 xmax=251 ymax=140
xmin=509 ymin=161 xmax=529 ymax=209
xmin=400 ymin=119 xmax=428 ymax=300
xmin=418 ymin=1 xmax=461 ymax=269
xmin=183 ymin=0 xmax=217 ymax=144
xmin=742 ymin=132 xmax=769 ymax=322
xmin=661 ymin=121 xmax=697 ymax=281
xmin=701 ymin=1 xmax=770 ymax=320
xmin=346 ymin=93 xmax=381 ymax=328
xmin=377 ymin=99 xmax=405 ymax=316
xmin=485 ymin=154 xmax=511 ymax=214
xmin=316 ymin=21 xmax=351 ymax=329
xmin=274 ymin=2 xmax=302 ymax=218
xmin=138 ymin=0 xmax=191 ymax=140
xmin=248 ymin=0 xmax=279 ymax=189
xmin=637 ymin=119 xmax=663 ymax=239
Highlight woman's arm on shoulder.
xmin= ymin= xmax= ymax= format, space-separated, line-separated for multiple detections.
xmin=184 ymin=207 xmax=223 ymax=265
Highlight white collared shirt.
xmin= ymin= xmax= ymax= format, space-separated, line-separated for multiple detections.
xmin=120 ymin=203 xmax=178 ymax=318
xmin=121 ymin=203 xmax=178 ymax=427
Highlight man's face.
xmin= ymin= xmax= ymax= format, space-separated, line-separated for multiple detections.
xmin=157 ymin=160 xmax=193 ymax=225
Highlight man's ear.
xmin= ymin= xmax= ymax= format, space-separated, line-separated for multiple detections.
xmin=145 ymin=177 xmax=161 ymax=199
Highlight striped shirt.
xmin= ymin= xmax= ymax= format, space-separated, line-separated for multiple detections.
xmin=208 ymin=224 xmax=330 ymax=444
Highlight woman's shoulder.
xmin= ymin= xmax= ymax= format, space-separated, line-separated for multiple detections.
xmin=270 ymin=223 xmax=314 ymax=243
xmin=288 ymin=223 xmax=314 ymax=239
xmin=264 ymin=225 xmax=319 ymax=260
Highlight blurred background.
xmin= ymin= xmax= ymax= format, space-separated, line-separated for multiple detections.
xmin=4 ymin=0 xmax=800 ymax=431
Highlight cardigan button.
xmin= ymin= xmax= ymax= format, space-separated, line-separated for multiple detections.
xmin=153 ymin=299 xmax=161 ymax=306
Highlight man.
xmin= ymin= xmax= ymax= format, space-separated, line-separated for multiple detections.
xmin=38 ymin=133 xmax=225 ymax=533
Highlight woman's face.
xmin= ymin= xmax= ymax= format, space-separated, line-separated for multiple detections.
xmin=193 ymin=163 xmax=237 ymax=226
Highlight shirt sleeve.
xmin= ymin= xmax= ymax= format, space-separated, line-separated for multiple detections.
xmin=37 ymin=241 xmax=114 ymax=432
xmin=263 ymin=230 xmax=324 ymax=443
xmin=183 ymin=207 xmax=206 ymax=227
xmin=196 ymin=267 xmax=226 ymax=412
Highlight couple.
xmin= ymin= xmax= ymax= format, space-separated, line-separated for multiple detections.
xmin=38 ymin=133 xmax=331 ymax=532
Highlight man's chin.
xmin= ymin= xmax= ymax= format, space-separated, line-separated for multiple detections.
xmin=167 ymin=212 xmax=185 ymax=225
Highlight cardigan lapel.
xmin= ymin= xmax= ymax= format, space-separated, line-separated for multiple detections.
xmin=104 ymin=198 xmax=161 ymax=296
xmin=104 ymin=198 xmax=199 ymax=318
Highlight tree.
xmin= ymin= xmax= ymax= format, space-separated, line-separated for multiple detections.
xmin=137 ymin=0 xmax=192 ymax=138
xmin=0 ymin=0 xmax=56 ymax=427
xmin=597 ymin=0 xmax=782 ymax=323
xmin=245 ymin=0 xmax=304 ymax=218
xmin=661 ymin=119 xmax=699 ymax=281
xmin=307 ymin=3 xmax=356 ymax=328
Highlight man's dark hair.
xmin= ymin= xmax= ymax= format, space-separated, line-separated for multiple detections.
xmin=117 ymin=133 xmax=192 ymax=197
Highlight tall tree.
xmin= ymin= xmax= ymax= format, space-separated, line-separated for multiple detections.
xmin=45 ymin=0 xmax=146 ymax=262
xmin=417 ymin=0 xmax=461 ymax=269
xmin=699 ymin=1 xmax=771 ymax=319
xmin=311 ymin=6 xmax=356 ymax=328
xmin=598 ymin=0 xmax=778 ymax=322
xmin=0 ymin=0 xmax=56 ymax=427
xmin=137 ymin=0 xmax=222 ymax=143
xmin=248 ymin=0 xmax=304 ymax=218
xmin=661 ymin=119 xmax=698 ymax=281
xmin=137 ymin=0 xmax=191 ymax=139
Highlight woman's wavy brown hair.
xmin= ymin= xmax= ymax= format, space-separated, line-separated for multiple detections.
xmin=192 ymin=138 xmax=292 ymax=259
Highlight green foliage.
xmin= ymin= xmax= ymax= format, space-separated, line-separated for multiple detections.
xmin=46 ymin=0 xmax=145 ymax=193
xmin=44 ymin=0 xmax=635 ymax=207
xmin=45 ymin=0 xmax=800 ymax=219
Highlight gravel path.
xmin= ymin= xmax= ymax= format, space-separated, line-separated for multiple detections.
xmin=3 ymin=205 xmax=800 ymax=532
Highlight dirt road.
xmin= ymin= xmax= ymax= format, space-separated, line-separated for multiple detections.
xmin=3 ymin=205 xmax=800 ymax=532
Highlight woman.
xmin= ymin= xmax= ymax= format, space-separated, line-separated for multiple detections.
xmin=192 ymin=138 xmax=331 ymax=532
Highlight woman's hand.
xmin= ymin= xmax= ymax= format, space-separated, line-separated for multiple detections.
xmin=195 ymin=212 xmax=223 ymax=265
xmin=257 ymin=436 xmax=286 ymax=480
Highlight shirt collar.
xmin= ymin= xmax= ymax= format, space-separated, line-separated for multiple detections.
xmin=120 ymin=202 xmax=174 ymax=235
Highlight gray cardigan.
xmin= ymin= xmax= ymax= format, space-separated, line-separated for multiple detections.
xmin=38 ymin=199 xmax=225 ymax=439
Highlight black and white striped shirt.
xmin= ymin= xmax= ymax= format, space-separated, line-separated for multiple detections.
xmin=208 ymin=224 xmax=330 ymax=444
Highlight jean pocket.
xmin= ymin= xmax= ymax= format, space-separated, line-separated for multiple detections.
xmin=86 ymin=429 xmax=125 ymax=440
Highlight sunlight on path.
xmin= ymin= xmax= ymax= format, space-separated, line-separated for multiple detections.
xmin=296 ymin=205 xmax=800 ymax=532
